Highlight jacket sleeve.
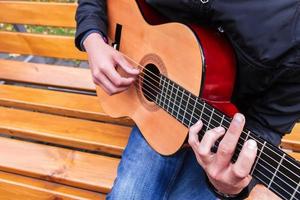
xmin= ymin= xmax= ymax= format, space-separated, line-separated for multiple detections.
xmin=75 ymin=0 xmax=107 ymax=51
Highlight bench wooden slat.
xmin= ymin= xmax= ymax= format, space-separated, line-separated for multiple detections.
xmin=0 ymin=171 xmax=104 ymax=200
xmin=281 ymin=123 xmax=300 ymax=151
xmin=0 ymin=1 xmax=76 ymax=28
xmin=0 ymin=106 xmax=130 ymax=156
xmin=0 ymin=84 xmax=134 ymax=126
xmin=0 ymin=59 xmax=94 ymax=91
xmin=0 ymin=137 xmax=119 ymax=193
xmin=0 ymin=32 xmax=86 ymax=60
xmin=287 ymin=152 xmax=300 ymax=161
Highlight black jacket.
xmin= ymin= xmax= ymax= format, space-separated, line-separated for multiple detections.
xmin=75 ymin=0 xmax=300 ymax=146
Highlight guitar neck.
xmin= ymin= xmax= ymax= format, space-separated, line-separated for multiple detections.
xmin=154 ymin=74 xmax=300 ymax=200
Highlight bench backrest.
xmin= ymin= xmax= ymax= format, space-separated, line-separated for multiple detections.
xmin=0 ymin=1 xmax=94 ymax=91
xmin=0 ymin=1 xmax=85 ymax=60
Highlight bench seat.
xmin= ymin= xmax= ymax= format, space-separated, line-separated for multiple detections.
xmin=0 ymin=105 xmax=130 ymax=156
xmin=0 ymin=136 xmax=119 ymax=194
xmin=0 ymin=171 xmax=104 ymax=200
xmin=0 ymin=1 xmax=299 ymax=199
xmin=0 ymin=84 xmax=133 ymax=126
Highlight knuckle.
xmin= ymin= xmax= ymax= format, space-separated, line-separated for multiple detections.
xmin=208 ymin=169 xmax=220 ymax=181
xmin=198 ymin=146 xmax=208 ymax=157
xmin=204 ymin=130 xmax=215 ymax=140
xmin=232 ymin=167 xmax=247 ymax=179
xmin=110 ymin=88 xmax=117 ymax=95
xmin=218 ymin=144 xmax=234 ymax=156
xmin=188 ymin=137 xmax=196 ymax=147
xmin=92 ymin=70 xmax=102 ymax=78
xmin=189 ymin=126 xmax=195 ymax=133
xmin=114 ymin=79 xmax=122 ymax=87
xmin=205 ymin=129 xmax=213 ymax=135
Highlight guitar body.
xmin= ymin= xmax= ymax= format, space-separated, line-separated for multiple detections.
xmin=97 ymin=0 xmax=237 ymax=155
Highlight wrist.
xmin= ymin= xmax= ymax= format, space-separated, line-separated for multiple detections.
xmin=205 ymin=175 xmax=250 ymax=200
xmin=84 ymin=33 xmax=107 ymax=54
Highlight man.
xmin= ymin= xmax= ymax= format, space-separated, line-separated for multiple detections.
xmin=75 ymin=0 xmax=300 ymax=199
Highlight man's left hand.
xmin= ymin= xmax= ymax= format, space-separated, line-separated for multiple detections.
xmin=188 ymin=113 xmax=258 ymax=195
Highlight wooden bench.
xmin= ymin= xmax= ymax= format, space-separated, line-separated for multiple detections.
xmin=0 ymin=1 xmax=298 ymax=199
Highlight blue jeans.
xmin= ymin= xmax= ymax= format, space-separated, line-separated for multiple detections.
xmin=107 ymin=126 xmax=216 ymax=200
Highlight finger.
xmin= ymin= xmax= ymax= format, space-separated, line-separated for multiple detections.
xmin=96 ymin=80 xmax=111 ymax=95
xmin=231 ymin=139 xmax=257 ymax=182
xmin=102 ymin=65 xmax=135 ymax=87
xmin=115 ymin=55 xmax=140 ymax=76
xmin=216 ymin=113 xmax=245 ymax=168
xmin=92 ymin=76 xmax=114 ymax=95
xmin=98 ymin=73 xmax=129 ymax=95
xmin=188 ymin=120 xmax=203 ymax=150
xmin=198 ymin=126 xmax=225 ymax=163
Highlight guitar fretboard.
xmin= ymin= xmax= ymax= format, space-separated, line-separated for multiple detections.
xmin=153 ymin=75 xmax=300 ymax=200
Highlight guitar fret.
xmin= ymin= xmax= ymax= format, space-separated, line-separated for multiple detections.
xmin=220 ymin=115 xmax=225 ymax=127
xmin=206 ymin=108 xmax=214 ymax=131
xmin=162 ymin=79 xmax=171 ymax=110
xmin=200 ymin=102 xmax=206 ymax=120
xmin=182 ymin=93 xmax=191 ymax=126
xmin=268 ymin=154 xmax=286 ymax=189
xmin=158 ymin=77 xmax=166 ymax=107
xmin=291 ymin=182 xmax=300 ymax=200
xmin=254 ymin=170 xmax=288 ymax=200
xmin=245 ymin=131 xmax=250 ymax=142
xmin=176 ymin=88 xmax=184 ymax=120
xmin=167 ymin=82 xmax=175 ymax=114
xmin=171 ymin=85 xmax=179 ymax=117
xmin=251 ymin=141 xmax=267 ymax=175
xmin=189 ymin=96 xmax=198 ymax=127
xmin=156 ymin=76 xmax=163 ymax=104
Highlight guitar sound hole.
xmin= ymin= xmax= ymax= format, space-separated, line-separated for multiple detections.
xmin=142 ymin=64 xmax=161 ymax=102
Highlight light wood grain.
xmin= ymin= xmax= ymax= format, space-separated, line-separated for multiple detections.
xmin=0 ymin=1 xmax=76 ymax=27
xmin=0 ymin=84 xmax=134 ymax=126
xmin=0 ymin=59 xmax=94 ymax=91
xmin=281 ymin=123 xmax=300 ymax=151
xmin=0 ymin=171 xmax=104 ymax=200
xmin=0 ymin=32 xmax=86 ymax=60
xmin=0 ymin=137 xmax=119 ymax=193
xmin=248 ymin=184 xmax=281 ymax=200
xmin=0 ymin=106 xmax=130 ymax=156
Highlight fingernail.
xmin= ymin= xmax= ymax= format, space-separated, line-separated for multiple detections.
xmin=234 ymin=113 xmax=244 ymax=123
xmin=215 ymin=126 xmax=224 ymax=133
xmin=247 ymin=139 xmax=257 ymax=150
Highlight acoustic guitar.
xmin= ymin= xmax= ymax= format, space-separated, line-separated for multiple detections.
xmin=97 ymin=1 xmax=300 ymax=199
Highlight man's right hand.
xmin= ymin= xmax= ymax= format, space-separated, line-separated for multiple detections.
xmin=84 ymin=33 xmax=139 ymax=95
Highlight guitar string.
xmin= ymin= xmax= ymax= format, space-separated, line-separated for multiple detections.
xmin=136 ymin=77 xmax=300 ymax=181
xmin=255 ymin=170 xmax=294 ymax=200
xmin=134 ymin=83 xmax=299 ymax=198
xmin=136 ymin=84 xmax=300 ymax=197
xmin=134 ymin=80 xmax=300 ymax=190
xmin=121 ymin=53 xmax=300 ymax=172
xmin=129 ymin=65 xmax=300 ymax=177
